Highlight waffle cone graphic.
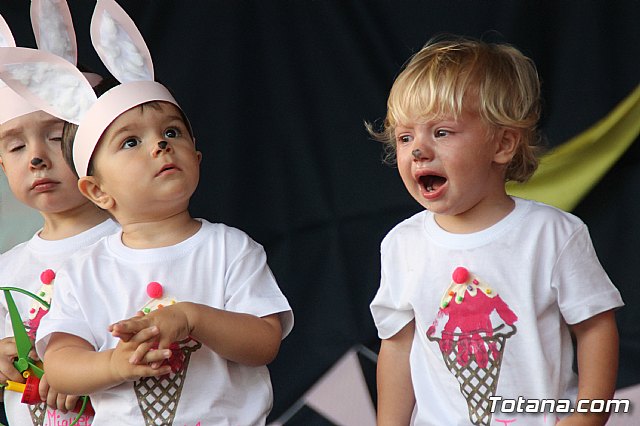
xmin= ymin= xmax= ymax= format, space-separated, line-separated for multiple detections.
xmin=28 ymin=402 xmax=46 ymax=426
xmin=427 ymin=324 xmax=517 ymax=426
xmin=134 ymin=338 xmax=201 ymax=425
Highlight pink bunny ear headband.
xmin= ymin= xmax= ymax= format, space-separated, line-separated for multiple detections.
xmin=0 ymin=0 xmax=102 ymax=125
xmin=0 ymin=0 xmax=179 ymax=178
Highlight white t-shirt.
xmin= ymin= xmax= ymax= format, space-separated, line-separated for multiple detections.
xmin=36 ymin=219 xmax=293 ymax=426
xmin=0 ymin=219 xmax=119 ymax=426
xmin=370 ymin=198 xmax=623 ymax=426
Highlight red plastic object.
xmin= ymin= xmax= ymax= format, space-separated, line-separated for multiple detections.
xmin=20 ymin=375 xmax=95 ymax=415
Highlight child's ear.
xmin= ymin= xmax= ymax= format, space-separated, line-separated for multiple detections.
xmin=78 ymin=176 xmax=114 ymax=210
xmin=494 ymin=127 xmax=521 ymax=165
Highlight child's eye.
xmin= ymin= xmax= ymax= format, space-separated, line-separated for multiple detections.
xmin=164 ymin=127 xmax=180 ymax=139
xmin=396 ymin=134 xmax=413 ymax=144
xmin=434 ymin=129 xmax=450 ymax=138
xmin=122 ymin=137 xmax=141 ymax=149
xmin=49 ymin=134 xmax=63 ymax=143
xmin=8 ymin=143 xmax=25 ymax=153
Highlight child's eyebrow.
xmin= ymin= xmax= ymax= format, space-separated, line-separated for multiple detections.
xmin=0 ymin=127 xmax=23 ymax=142
xmin=0 ymin=118 xmax=62 ymax=141
xmin=166 ymin=115 xmax=186 ymax=124
xmin=108 ymin=125 xmax=136 ymax=141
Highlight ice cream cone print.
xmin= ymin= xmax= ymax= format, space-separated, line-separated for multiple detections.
xmin=28 ymin=402 xmax=46 ymax=426
xmin=134 ymin=282 xmax=201 ymax=425
xmin=427 ymin=267 xmax=518 ymax=425
xmin=134 ymin=338 xmax=201 ymax=425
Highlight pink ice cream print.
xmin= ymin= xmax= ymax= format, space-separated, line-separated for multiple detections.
xmin=26 ymin=269 xmax=55 ymax=340
xmin=427 ymin=266 xmax=518 ymax=426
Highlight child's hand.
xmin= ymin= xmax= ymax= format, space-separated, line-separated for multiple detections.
xmin=38 ymin=373 xmax=80 ymax=413
xmin=0 ymin=336 xmax=26 ymax=383
xmin=108 ymin=310 xmax=145 ymax=342
xmin=109 ymin=303 xmax=193 ymax=359
xmin=109 ymin=325 xmax=173 ymax=382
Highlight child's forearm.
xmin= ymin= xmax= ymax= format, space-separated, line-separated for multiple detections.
xmin=377 ymin=320 xmax=415 ymax=425
xmin=185 ymin=303 xmax=283 ymax=366
xmin=568 ymin=310 xmax=619 ymax=425
xmin=44 ymin=330 xmax=172 ymax=395
xmin=43 ymin=335 xmax=121 ymax=395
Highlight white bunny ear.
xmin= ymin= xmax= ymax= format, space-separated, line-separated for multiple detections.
xmin=0 ymin=14 xmax=16 ymax=48
xmin=31 ymin=0 xmax=78 ymax=65
xmin=91 ymin=0 xmax=154 ymax=83
xmin=0 ymin=15 xmax=41 ymax=125
xmin=0 ymin=47 xmax=96 ymax=124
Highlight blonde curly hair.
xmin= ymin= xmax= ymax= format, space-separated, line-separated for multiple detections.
xmin=367 ymin=35 xmax=543 ymax=182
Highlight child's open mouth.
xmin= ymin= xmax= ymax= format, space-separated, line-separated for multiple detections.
xmin=420 ymin=174 xmax=447 ymax=193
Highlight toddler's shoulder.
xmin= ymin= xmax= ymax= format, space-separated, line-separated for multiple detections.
xmin=519 ymin=198 xmax=584 ymax=224
xmin=516 ymin=198 xmax=587 ymax=238
xmin=198 ymin=219 xmax=264 ymax=252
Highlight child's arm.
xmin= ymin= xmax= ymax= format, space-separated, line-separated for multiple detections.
xmin=110 ymin=302 xmax=283 ymax=367
xmin=558 ymin=310 xmax=619 ymax=426
xmin=377 ymin=320 xmax=415 ymax=425
xmin=37 ymin=373 xmax=80 ymax=413
xmin=43 ymin=327 xmax=173 ymax=396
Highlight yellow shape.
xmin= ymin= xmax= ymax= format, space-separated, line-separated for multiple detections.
xmin=507 ymin=84 xmax=640 ymax=211
xmin=4 ymin=380 xmax=26 ymax=393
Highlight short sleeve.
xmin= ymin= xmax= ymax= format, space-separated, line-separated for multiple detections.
xmin=552 ymin=225 xmax=624 ymax=325
xmin=224 ymin=237 xmax=293 ymax=338
xmin=370 ymin=244 xmax=415 ymax=339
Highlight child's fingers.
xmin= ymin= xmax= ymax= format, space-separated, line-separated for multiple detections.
xmin=55 ymin=392 xmax=69 ymax=413
xmin=38 ymin=373 xmax=50 ymax=402
xmin=110 ymin=314 xmax=150 ymax=334
xmin=132 ymin=364 xmax=173 ymax=379
xmin=0 ymin=337 xmax=24 ymax=383
xmin=139 ymin=348 xmax=172 ymax=366
xmin=127 ymin=326 xmax=160 ymax=344
xmin=63 ymin=395 xmax=81 ymax=412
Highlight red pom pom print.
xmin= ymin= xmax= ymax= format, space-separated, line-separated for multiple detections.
xmin=40 ymin=269 xmax=55 ymax=285
xmin=452 ymin=266 xmax=469 ymax=284
xmin=147 ymin=282 xmax=163 ymax=299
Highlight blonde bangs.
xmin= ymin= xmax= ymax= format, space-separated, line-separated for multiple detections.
xmin=386 ymin=50 xmax=476 ymax=129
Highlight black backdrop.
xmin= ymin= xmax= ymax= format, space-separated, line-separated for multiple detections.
xmin=1 ymin=1 xmax=639 ymax=423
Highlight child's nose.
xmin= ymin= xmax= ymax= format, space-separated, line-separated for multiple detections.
xmin=152 ymin=140 xmax=172 ymax=156
xmin=411 ymin=140 xmax=433 ymax=160
xmin=28 ymin=146 xmax=49 ymax=169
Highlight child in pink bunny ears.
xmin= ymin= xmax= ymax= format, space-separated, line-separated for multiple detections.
xmin=0 ymin=2 xmax=117 ymax=425
xmin=0 ymin=0 xmax=293 ymax=424
xmin=367 ymin=36 xmax=623 ymax=426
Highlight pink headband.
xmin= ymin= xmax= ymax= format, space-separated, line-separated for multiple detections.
xmin=0 ymin=0 xmax=181 ymax=177
xmin=73 ymin=81 xmax=177 ymax=179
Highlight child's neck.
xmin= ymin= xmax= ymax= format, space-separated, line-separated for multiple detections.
xmin=120 ymin=211 xmax=201 ymax=249
xmin=39 ymin=202 xmax=111 ymax=240
xmin=434 ymin=195 xmax=515 ymax=234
